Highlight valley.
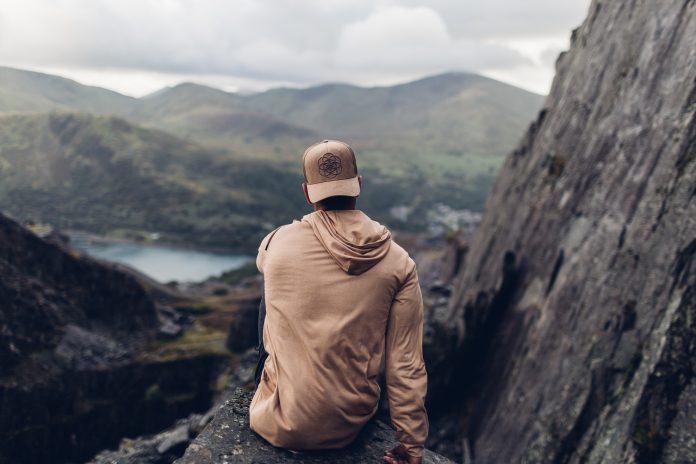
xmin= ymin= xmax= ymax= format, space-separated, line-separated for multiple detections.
xmin=0 ymin=112 xmax=305 ymax=250
xmin=0 ymin=66 xmax=543 ymax=251
xmin=0 ymin=68 xmax=507 ymax=461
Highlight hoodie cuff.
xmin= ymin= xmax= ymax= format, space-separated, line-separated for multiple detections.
xmin=404 ymin=444 xmax=423 ymax=458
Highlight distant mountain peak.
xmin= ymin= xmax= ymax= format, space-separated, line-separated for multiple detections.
xmin=143 ymin=81 xmax=233 ymax=99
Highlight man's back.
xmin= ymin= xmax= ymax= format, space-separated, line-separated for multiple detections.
xmin=250 ymin=209 xmax=428 ymax=457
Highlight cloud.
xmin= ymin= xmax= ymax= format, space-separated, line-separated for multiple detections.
xmin=0 ymin=0 xmax=591 ymax=95
xmin=398 ymin=0 xmax=591 ymax=39
xmin=340 ymin=7 xmax=450 ymax=51
xmin=540 ymin=46 xmax=564 ymax=67
xmin=335 ymin=6 xmax=529 ymax=76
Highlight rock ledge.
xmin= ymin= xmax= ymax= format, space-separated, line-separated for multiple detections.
xmin=176 ymin=389 xmax=453 ymax=464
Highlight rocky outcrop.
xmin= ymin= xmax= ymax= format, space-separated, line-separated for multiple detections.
xmin=0 ymin=213 xmax=229 ymax=464
xmin=88 ymin=351 xmax=456 ymax=464
xmin=434 ymin=1 xmax=696 ymax=463
xmin=0 ymin=212 xmax=157 ymax=368
xmin=87 ymin=408 xmax=215 ymax=464
xmin=225 ymin=293 xmax=261 ymax=352
xmin=176 ymin=388 xmax=454 ymax=464
xmin=88 ymin=348 xmax=261 ymax=464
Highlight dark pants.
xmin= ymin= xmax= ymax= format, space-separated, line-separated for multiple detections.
xmin=255 ymin=291 xmax=268 ymax=385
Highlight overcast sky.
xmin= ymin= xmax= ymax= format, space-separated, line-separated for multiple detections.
xmin=0 ymin=0 xmax=591 ymax=97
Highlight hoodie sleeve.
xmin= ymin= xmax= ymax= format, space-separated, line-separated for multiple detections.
xmin=256 ymin=227 xmax=281 ymax=274
xmin=385 ymin=258 xmax=428 ymax=458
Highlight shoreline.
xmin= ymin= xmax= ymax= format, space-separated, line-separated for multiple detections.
xmin=65 ymin=229 xmax=255 ymax=255
xmin=66 ymin=229 xmax=254 ymax=284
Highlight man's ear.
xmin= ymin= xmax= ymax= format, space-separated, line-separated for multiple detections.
xmin=302 ymin=182 xmax=313 ymax=205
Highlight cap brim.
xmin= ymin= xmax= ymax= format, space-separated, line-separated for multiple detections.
xmin=306 ymin=176 xmax=360 ymax=203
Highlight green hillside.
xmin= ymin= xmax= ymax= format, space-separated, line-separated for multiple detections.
xmin=0 ymin=112 xmax=305 ymax=250
xmin=246 ymin=73 xmax=539 ymax=146
xmin=0 ymin=66 xmax=545 ymax=248
xmin=138 ymin=73 xmax=543 ymax=174
xmin=134 ymin=83 xmax=317 ymax=155
xmin=0 ymin=67 xmax=543 ymax=176
xmin=0 ymin=66 xmax=135 ymax=114
xmin=131 ymin=73 xmax=544 ymax=211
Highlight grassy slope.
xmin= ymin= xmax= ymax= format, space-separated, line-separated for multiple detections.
xmin=138 ymin=73 xmax=544 ymax=186
xmin=0 ymin=67 xmax=543 ymax=179
xmin=131 ymin=83 xmax=318 ymax=164
xmin=0 ymin=67 xmax=544 ymax=246
xmin=0 ymin=66 xmax=136 ymax=114
xmin=0 ymin=113 xmax=306 ymax=250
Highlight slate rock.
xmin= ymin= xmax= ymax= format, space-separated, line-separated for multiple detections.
xmin=177 ymin=388 xmax=453 ymax=464
xmin=434 ymin=1 xmax=696 ymax=463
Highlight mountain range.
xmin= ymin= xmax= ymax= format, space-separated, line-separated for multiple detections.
xmin=0 ymin=65 xmax=544 ymax=249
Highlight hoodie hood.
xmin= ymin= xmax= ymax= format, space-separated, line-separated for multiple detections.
xmin=302 ymin=210 xmax=391 ymax=275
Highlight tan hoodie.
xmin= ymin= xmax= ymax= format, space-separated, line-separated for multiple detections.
xmin=249 ymin=210 xmax=428 ymax=457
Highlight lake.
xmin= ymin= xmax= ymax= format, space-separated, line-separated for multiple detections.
xmin=73 ymin=237 xmax=252 ymax=283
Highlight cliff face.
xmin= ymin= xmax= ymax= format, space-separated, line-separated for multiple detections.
xmin=440 ymin=1 xmax=696 ymax=463
xmin=0 ymin=211 xmax=157 ymax=368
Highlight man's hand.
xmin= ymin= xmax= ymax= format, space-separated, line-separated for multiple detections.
xmin=384 ymin=444 xmax=422 ymax=464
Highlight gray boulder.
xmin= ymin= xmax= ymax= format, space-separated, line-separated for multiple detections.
xmin=177 ymin=388 xmax=454 ymax=464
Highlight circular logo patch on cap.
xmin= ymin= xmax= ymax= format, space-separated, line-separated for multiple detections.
xmin=318 ymin=153 xmax=342 ymax=178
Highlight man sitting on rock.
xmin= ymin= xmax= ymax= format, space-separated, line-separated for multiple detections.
xmin=250 ymin=140 xmax=428 ymax=464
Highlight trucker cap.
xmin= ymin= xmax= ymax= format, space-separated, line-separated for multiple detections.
xmin=302 ymin=140 xmax=360 ymax=203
